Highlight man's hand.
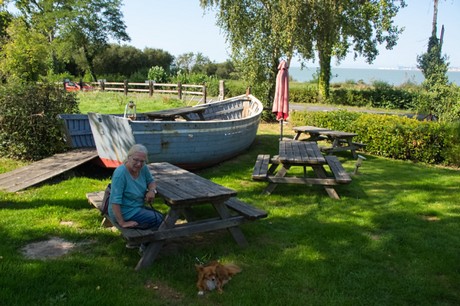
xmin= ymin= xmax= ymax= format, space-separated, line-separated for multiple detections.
xmin=120 ymin=220 xmax=139 ymax=228
xmin=145 ymin=189 xmax=156 ymax=204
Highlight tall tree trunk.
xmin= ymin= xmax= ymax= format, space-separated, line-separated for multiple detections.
xmin=318 ymin=49 xmax=332 ymax=101
xmin=82 ymin=44 xmax=97 ymax=82
xmin=431 ymin=0 xmax=439 ymax=38
xmin=269 ymin=59 xmax=278 ymax=107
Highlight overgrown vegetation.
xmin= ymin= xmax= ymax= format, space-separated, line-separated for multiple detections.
xmin=0 ymin=82 xmax=78 ymax=160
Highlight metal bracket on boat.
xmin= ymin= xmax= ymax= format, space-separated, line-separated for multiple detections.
xmin=124 ymin=101 xmax=137 ymax=120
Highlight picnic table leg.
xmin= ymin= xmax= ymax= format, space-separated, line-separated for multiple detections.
xmin=135 ymin=208 xmax=180 ymax=271
xmin=212 ymin=201 xmax=248 ymax=247
xmin=311 ymin=165 xmax=340 ymax=200
xmin=264 ymin=165 xmax=290 ymax=195
xmin=328 ymin=138 xmax=340 ymax=155
xmin=346 ymin=138 xmax=358 ymax=158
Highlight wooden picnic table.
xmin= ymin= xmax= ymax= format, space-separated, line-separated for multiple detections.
xmin=293 ymin=126 xmax=364 ymax=158
xmin=87 ymin=162 xmax=267 ymax=270
xmin=143 ymin=105 xmax=208 ymax=121
xmin=252 ymin=140 xmax=351 ymax=199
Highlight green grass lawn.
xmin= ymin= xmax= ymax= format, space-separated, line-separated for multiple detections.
xmin=75 ymin=91 xmax=200 ymax=114
xmin=1 ymin=93 xmax=459 ymax=305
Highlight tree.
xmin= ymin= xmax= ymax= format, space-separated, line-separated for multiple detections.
xmin=143 ymin=47 xmax=175 ymax=73
xmin=0 ymin=3 xmax=12 ymax=39
xmin=311 ymin=1 xmax=406 ymax=100
xmin=174 ymin=52 xmax=217 ymax=75
xmin=417 ymin=0 xmax=449 ymax=89
xmin=215 ymin=60 xmax=235 ymax=79
xmin=0 ymin=18 xmax=49 ymax=82
xmin=3 ymin=0 xmax=129 ymax=81
xmin=57 ymin=0 xmax=130 ymax=81
xmin=175 ymin=52 xmax=195 ymax=74
xmin=93 ymin=44 xmax=145 ymax=78
xmin=200 ymin=0 xmax=308 ymax=105
xmin=201 ymin=0 xmax=406 ymax=102
xmin=92 ymin=44 xmax=174 ymax=80
xmin=416 ymin=0 xmax=457 ymax=122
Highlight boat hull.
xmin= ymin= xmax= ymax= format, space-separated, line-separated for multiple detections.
xmin=69 ymin=94 xmax=263 ymax=170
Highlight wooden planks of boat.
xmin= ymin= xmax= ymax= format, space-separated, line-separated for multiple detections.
xmin=59 ymin=94 xmax=264 ymax=170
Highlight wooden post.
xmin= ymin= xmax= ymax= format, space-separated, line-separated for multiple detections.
xmin=178 ymin=82 xmax=182 ymax=100
xmin=100 ymin=80 xmax=105 ymax=91
xmin=149 ymin=81 xmax=153 ymax=96
xmin=218 ymin=80 xmax=225 ymax=100
xmin=124 ymin=80 xmax=128 ymax=96
xmin=79 ymin=79 xmax=83 ymax=91
xmin=246 ymin=86 xmax=251 ymax=96
xmin=202 ymin=84 xmax=207 ymax=104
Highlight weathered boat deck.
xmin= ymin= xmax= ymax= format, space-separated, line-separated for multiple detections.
xmin=0 ymin=148 xmax=98 ymax=192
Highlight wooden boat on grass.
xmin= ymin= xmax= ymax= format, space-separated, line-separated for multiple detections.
xmin=59 ymin=94 xmax=263 ymax=170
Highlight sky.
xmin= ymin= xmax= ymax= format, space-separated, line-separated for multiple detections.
xmin=120 ymin=0 xmax=460 ymax=69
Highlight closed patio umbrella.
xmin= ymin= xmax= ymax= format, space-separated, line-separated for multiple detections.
xmin=272 ymin=60 xmax=289 ymax=140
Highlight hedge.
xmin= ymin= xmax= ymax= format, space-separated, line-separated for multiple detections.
xmin=289 ymin=110 xmax=458 ymax=167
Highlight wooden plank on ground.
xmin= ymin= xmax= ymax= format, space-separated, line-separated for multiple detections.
xmin=0 ymin=148 xmax=98 ymax=192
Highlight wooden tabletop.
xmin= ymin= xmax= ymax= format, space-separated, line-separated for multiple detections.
xmin=278 ymin=140 xmax=326 ymax=165
xmin=143 ymin=105 xmax=207 ymax=120
xmin=147 ymin=162 xmax=237 ymax=206
xmin=293 ymin=126 xmax=330 ymax=134
xmin=320 ymin=130 xmax=357 ymax=138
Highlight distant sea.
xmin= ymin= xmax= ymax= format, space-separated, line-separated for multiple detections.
xmin=289 ymin=67 xmax=460 ymax=86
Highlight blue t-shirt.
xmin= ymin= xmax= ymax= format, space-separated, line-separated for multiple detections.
xmin=108 ymin=164 xmax=154 ymax=221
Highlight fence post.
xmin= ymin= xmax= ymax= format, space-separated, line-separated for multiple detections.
xmin=202 ymin=83 xmax=207 ymax=104
xmin=79 ymin=79 xmax=83 ymax=91
xmin=99 ymin=80 xmax=105 ymax=91
xmin=218 ymin=80 xmax=225 ymax=100
xmin=178 ymin=82 xmax=182 ymax=100
xmin=124 ymin=80 xmax=128 ymax=96
xmin=149 ymin=80 xmax=153 ymax=96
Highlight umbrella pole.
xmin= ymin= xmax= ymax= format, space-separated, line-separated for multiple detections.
xmin=280 ymin=119 xmax=283 ymax=141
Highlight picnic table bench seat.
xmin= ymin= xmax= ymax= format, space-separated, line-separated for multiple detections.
xmin=252 ymin=154 xmax=271 ymax=180
xmin=86 ymin=191 xmax=267 ymax=244
xmin=324 ymin=155 xmax=352 ymax=184
xmin=252 ymin=154 xmax=281 ymax=180
xmin=320 ymin=140 xmax=367 ymax=150
xmin=225 ymin=197 xmax=268 ymax=220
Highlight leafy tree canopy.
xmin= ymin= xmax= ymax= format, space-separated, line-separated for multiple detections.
xmin=201 ymin=0 xmax=406 ymax=102
xmin=1 ymin=0 xmax=130 ymax=81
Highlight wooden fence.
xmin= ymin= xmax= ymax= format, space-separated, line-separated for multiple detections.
xmin=69 ymin=80 xmax=208 ymax=103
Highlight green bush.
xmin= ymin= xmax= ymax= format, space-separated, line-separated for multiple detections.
xmin=168 ymin=73 xmax=221 ymax=98
xmin=289 ymin=84 xmax=318 ymax=104
xmin=218 ymin=80 xmax=248 ymax=98
xmin=147 ymin=66 xmax=168 ymax=83
xmin=442 ymin=121 xmax=460 ymax=165
xmin=290 ymin=110 xmax=455 ymax=166
xmin=328 ymin=85 xmax=418 ymax=109
xmin=0 ymin=82 xmax=79 ymax=160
